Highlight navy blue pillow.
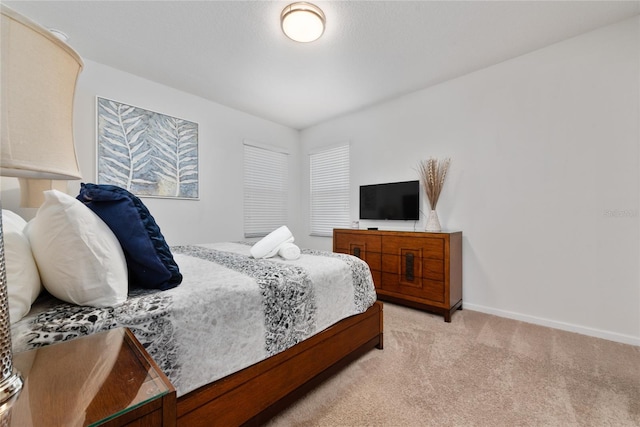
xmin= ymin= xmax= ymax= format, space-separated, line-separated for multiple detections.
xmin=77 ymin=183 xmax=182 ymax=291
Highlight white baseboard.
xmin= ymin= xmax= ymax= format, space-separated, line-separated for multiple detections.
xmin=463 ymin=302 xmax=640 ymax=347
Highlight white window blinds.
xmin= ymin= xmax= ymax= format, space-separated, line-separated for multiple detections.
xmin=310 ymin=144 xmax=350 ymax=237
xmin=243 ymin=142 xmax=289 ymax=238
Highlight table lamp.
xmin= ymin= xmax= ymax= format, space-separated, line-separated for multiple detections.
xmin=0 ymin=4 xmax=83 ymax=413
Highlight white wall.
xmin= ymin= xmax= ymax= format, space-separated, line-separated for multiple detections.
xmin=1 ymin=16 xmax=637 ymax=346
xmin=298 ymin=17 xmax=640 ymax=345
xmin=1 ymin=59 xmax=302 ymax=246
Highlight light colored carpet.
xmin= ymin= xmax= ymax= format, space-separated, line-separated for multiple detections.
xmin=266 ymin=303 xmax=640 ymax=427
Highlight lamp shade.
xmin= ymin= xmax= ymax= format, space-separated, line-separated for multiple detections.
xmin=1 ymin=5 xmax=83 ymax=181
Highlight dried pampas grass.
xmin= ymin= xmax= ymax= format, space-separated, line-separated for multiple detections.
xmin=417 ymin=157 xmax=450 ymax=210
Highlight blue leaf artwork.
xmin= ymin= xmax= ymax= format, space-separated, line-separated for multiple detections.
xmin=97 ymin=97 xmax=199 ymax=199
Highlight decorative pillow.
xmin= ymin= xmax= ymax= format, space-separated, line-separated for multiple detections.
xmin=76 ymin=183 xmax=182 ymax=291
xmin=25 ymin=190 xmax=128 ymax=307
xmin=250 ymin=225 xmax=294 ymax=259
xmin=2 ymin=210 xmax=41 ymax=323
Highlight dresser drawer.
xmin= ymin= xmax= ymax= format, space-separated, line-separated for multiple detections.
xmin=381 ymin=254 xmax=444 ymax=281
xmin=381 ymin=235 xmax=444 ymax=259
xmin=334 ymin=231 xmax=382 ymax=271
xmin=334 ymin=232 xmax=381 ymax=253
xmin=381 ymin=272 xmax=445 ymax=303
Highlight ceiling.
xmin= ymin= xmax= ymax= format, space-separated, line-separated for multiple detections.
xmin=4 ymin=0 xmax=640 ymax=130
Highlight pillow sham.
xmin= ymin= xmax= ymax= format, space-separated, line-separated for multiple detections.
xmin=2 ymin=209 xmax=41 ymax=323
xmin=26 ymin=190 xmax=128 ymax=307
xmin=77 ymin=183 xmax=182 ymax=291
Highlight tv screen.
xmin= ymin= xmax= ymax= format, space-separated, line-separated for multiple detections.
xmin=359 ymin=180 xmax=419 ymax=221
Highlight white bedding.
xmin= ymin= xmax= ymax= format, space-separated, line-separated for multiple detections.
xmin=10 ymin=242 xmax=377 ymax=396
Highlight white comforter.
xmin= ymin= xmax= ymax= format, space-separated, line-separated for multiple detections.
xmin=11 ymin=242 xmax=377 ymax=396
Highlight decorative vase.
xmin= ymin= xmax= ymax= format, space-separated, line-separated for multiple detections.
xmin=426 ymin=209 xmax=441 ymax=232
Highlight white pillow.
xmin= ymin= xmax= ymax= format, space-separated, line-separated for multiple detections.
xmin=25 ymin=190 xmax=128 ymax=307
xmin=2 ymin=210 xmax=42 ymax=324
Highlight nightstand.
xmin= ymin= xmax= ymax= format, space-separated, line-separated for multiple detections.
xmin=7 ymin=328 xmax=176 ymax=426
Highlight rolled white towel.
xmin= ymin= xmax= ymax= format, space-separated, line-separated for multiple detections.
xmin=251 ymin=225 xmax=294 ymax=259
xmin=278 ymin=242 xmax=301 ymax=260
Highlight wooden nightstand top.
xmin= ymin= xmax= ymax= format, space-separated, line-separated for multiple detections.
xmin=8 ymin=328 xmax=176 ymax=426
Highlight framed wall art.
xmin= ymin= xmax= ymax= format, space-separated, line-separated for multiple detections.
xmin=96 ymin=97 xmax=199 ymax=199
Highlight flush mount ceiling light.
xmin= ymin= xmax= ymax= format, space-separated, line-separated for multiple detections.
xmin=281 ymin=2 xmax=325 ymax=43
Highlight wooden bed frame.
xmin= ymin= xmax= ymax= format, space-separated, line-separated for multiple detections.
xmin=176 ymin=300 xmax=384 ymax=426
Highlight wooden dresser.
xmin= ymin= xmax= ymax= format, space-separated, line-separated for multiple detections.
xmin=8 ymin=328 xmax=176 ymax=426
xmin=334 ymin=229 xmax=462 ymax=322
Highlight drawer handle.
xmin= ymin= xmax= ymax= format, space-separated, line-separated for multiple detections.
xmin=353 ymin=247 xmax=361 ymax=258
xmin=406 ymin=253 xmax=414 ymax=281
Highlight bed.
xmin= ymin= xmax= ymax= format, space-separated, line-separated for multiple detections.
xmin=10 ymin=242 xmax=384 ymax=426
xmin=5 ymin=186 xmax=383 ymax=425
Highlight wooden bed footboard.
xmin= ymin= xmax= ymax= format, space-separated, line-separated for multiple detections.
xmin=176 ymin=300 xmax=384 ymax=426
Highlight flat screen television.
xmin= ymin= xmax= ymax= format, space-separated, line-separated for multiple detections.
xmin=359 ymin=180 xmax=420 ymax=221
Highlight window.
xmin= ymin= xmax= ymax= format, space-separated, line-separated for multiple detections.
xmin=243 ymin=141 xmax=289 ymax=238
xmin=310 ymin=144 xmax=350 ymax=236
